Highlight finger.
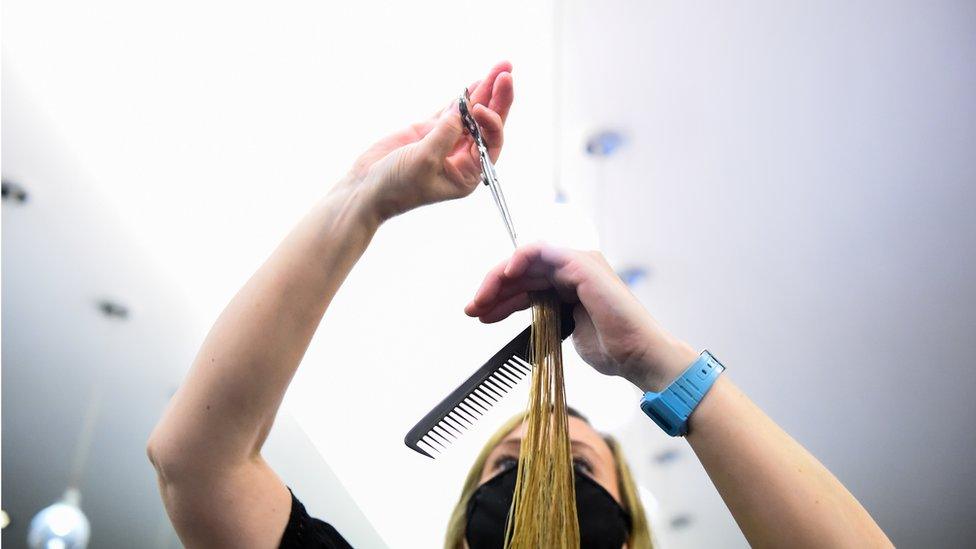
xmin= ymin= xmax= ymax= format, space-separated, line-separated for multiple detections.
xmin=569 ymin=305 xmax=597 ymax=348
xmin=465 ymin=79 xmax=482 ymax=98
xmin=445 ymin=139 xmax=483 ymax=186
xmin=480 ymin=275 xmax=554 ymax=312
xmin=428 ymin=95 xmax=461 ymax=125
xmin=522 ymin=260 xmax=555 ymax=278
xmin=470 ymin=61 xmax=513 ymax=107
xmin=478 ymin=292 xmax=533 ymax=324
xmin=421 ymin=104 xmax=465 ymax=156
xmin=488 ymin=71 xmax=514 ymax=123
xmin=404 ymin=97 xmax=462 ymax=144
xmin=464 ymin=245 xmax=544 ymax=316
xmin=549 ymin=263 xmax=587 ymax=302
xmin=472 ymin=104 xmax=504 ymax=162
xmin=465 ymin=259 xmax=512 ymax=315
xmin=504 ymin=242 xmax=569 ymax=278
xmin=467 ymin=244 xmax=575 ymax=315
xmin=503 ymin=243 xmax=545 ymax=278
xmin=507 ymin=244 xmax=576 ymax=278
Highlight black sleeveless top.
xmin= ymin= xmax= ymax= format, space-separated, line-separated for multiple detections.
xmin=279 ymin=489 xmax=353 ymax=548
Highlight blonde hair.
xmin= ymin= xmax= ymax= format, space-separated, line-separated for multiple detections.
xmin=444 ymin=409 xmax=654 ymax=549
xmin=508 ymin=296 xmax=577 ymax=547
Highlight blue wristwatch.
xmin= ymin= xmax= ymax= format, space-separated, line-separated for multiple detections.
xmin=639 ymin=350 xmax=726 ymax=436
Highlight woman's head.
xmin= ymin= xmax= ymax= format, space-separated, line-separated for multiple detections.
xmin=445 ymin=408 xmax=653 ymax=549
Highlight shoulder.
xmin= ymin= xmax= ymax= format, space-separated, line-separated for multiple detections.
xmin=279 ymin=488 xmax=354 ymax=549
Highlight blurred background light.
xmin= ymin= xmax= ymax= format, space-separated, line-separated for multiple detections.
xmin=616 ymin=266 xmax=650 ymax=288
xmin=584 ymin=130 xmax=626 ymax=157
xmin=1 ymin=179 xmax=29 ymax=203
xmin=652 ymin=447 xmax=681 ymax=466
xmin=26 ymin=489 xmax=89 ymax=549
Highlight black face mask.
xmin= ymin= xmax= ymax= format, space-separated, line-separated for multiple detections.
xmin=465 ymin=466 xmax=632 ymax=549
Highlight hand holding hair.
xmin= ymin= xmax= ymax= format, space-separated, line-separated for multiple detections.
xmin=465 ymin=242 xmax=697 ymax=393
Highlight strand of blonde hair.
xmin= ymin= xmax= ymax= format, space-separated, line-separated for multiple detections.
xmin=504 ymin=293 xmax=580 ymax=548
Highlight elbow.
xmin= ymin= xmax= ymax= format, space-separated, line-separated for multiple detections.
xmin=146 ymin=429 xmax=163 ymax=468
xmin=146 ymin=423 xmax=184 ymax=486
xmin=146 ymin=429 xmax=169 ymax=482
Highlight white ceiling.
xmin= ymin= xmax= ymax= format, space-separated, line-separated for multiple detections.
xmin=4 ymin=1 xmax=976 ymax=548
xmin=556 ymin=1 xmax=976 ymax=547
xmin=1 ymin=70 xmax=386 ymax=547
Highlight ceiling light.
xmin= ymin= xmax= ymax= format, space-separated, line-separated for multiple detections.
xmin=652 ymin=447 xmax=681 ymax=465
xmin=584 ymin=130 xmax=626 ymax=157
xmin=1 ymin=179 xmax=29 ymax=203
xmin=96 ymin=300 xmax=129 ymax=320
xmin=1 ymin=509 xmax=10 ymax=528
xmin=27 ymin=488 xmax=90 ymax=549
xmin=616 ymin=267 xmax=649 ymax=288
xmin=669 ymin=513 xmax=693 ymax=530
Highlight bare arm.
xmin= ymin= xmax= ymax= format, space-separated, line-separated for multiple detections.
xmin=687 ymin=375 xmax=891 ymax=548
xmin=147 ymin=62 xmax=514 ymax=548
xmin=147 ymin=184 xmax=379 ymax=548
xmin=466 ymin=243 xmax=892 ymax=548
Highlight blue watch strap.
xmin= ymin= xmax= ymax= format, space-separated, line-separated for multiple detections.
xmin=639 ymin=350 xmax=725 ymax=436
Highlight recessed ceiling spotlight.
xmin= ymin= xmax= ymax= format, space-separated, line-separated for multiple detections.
xmin=652 ymin=448 xmax=681 ymax=465
xmin=1 ymin=509 xmax=10 ymax=529
xmin=584 ymin=130 xmax=625 ymax=157
xmin=1 ymin=179 xmax=29 ymax=203
xmin=97 ymin=300 xmax=129 ymax=320
xmin=616 ymin=267 xmax=649 ymax=288
xmin=669 ymin=513 xmax=694 ymax=530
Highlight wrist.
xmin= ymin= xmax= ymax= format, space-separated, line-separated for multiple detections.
xmin=625 ymin=336 xmax=699 ymax=393
xmin=329 ymin=172 xmax=386 ymax=231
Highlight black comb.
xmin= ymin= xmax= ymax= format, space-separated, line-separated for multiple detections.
xmin=404 ymin=303 xmax=576 ymax=458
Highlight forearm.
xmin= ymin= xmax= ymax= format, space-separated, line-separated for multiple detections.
xmin=685 ymin=374 xmax=892 ymax=547
xmin=468 ymin=243 xmax=891 ymax=545
xmin=148 ymin=175 xmax=380 ymax=478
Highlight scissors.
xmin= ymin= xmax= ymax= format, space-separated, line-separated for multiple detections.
xmin=458 ymin=89 xmax=518 ymax=248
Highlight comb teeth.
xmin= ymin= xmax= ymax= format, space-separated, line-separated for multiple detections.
xmin=411 ymin=353 xmax=530 ymax=458
xmin=404 ymin=303 xmax=576 ymax=459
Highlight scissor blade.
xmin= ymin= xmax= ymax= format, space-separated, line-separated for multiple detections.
xmin=482 ymin=160 xmax=518 ymax=248
xmin=460 ymin=88 xmax=518 ymax=248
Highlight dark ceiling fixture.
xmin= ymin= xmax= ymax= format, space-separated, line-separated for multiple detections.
xmin=669 ymin=513 xmax=694 ymax=530
xmin=2 ymin=179 xmax=29 ymax=203
xmin=96 ymin=300 xmax=129 ymax=320
xmin=652 ymin=447 xmax=682 ymax=465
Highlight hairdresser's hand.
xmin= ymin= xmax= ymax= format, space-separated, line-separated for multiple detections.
xmin=465 ymin=243 xmax=699 ymax=392
xmin=348 ymin=61 xmax=514 ymax=222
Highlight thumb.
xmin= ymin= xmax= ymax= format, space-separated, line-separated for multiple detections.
xmin=420 ymin=102 xmax=465 ymax=156
xmin=570 ymin=306 xmax=607 ymax=371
